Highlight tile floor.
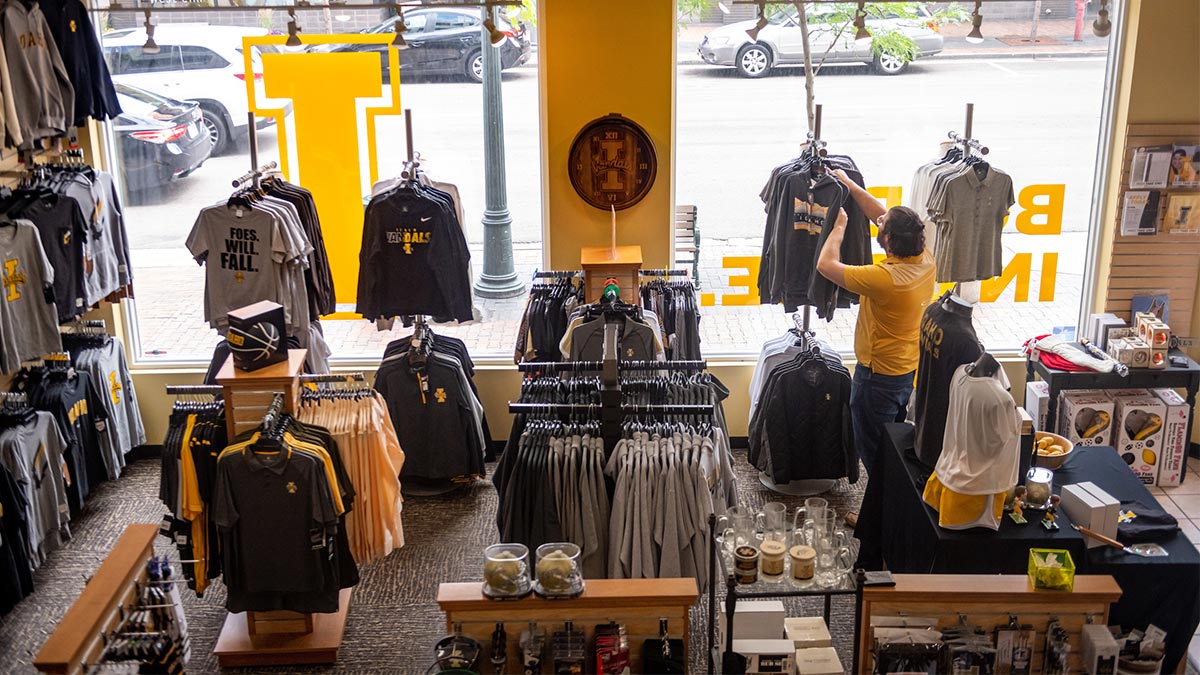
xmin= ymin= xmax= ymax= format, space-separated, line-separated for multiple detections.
xmin=1152 ymin=465 xmax=1200 ymax=672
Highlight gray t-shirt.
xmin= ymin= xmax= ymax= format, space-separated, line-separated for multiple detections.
xmin=0 ymin=221 xmax=62 ymax=374
xmin=931 ymin=166 xmax=1015 ymax=283
xmin=0 ymin=411 xmax=70 ymax=566
xmin=75 ymin=339 xmax=146 ymax=478
xmin=186 ymin=205 xmax=288 ymax=330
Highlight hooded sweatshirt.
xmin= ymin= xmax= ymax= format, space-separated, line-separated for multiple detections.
xmin=0 ymin=29 xmax=20 ymax=148
xmin=1 ymin=0 xmax=75 ymax=149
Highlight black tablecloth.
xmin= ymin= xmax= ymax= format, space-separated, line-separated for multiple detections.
xmin=856 ymin=423 xmax=1200 ymax=671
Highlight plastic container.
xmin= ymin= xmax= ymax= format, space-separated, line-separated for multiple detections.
xmin=482 ymin=543 xmax=531 ymax=599
xmin=534 ymin=542 xmax=584 ymax=599
xmin=1028 ymin=548 xmax=1076 ymax=591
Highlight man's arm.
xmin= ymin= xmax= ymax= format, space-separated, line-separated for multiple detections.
xmin=816 ymin=208 xmax=848 ymax=288
xmin=833 ymin=168 xmax=886 ymax=222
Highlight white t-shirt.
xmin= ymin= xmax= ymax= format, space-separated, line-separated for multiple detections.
xmin=934 ymin=364 xmax=1021 ymax=495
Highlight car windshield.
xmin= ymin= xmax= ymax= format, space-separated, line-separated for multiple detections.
xmin=114 ymin=85 xmax=168 ymax=117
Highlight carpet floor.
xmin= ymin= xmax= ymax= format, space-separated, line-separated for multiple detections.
xmin=0 ymin=452 xmax=867 ymax=674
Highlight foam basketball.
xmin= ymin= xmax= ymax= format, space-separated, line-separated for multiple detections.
xmin=228 ymin=321 xmax=281 ymax=363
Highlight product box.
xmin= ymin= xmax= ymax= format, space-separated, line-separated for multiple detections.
xmin=1105 ymin=389 xmax=1150 ymax=399
xmin=226 ymin=300 xmax=288 ymax=371
xmin=1058 ymin=391 xmax=1115 ymax=448
xmin=1093 ymin=315 xmax=1128 ymax=350
xmin=1061 ymin=483 xmax=1119 ymax=548
xmin=1149 ymin=348 xmax=1168 ymax=370
xmin=795 ymin=647 xmax=843 ymax=675
xmin=1082 ymin=625 xmax=1119 ymax=675
xmin=719 ymin=601 xmax=785 ymax=647
xmin=1025 ymin=381 xmax=1050 ymax=432
xmin=1108 ymin=338 xmax=1134 ymax=366
xmin=1129 ymin=338 xmax=1152 ymax=369
xmin=1145 ymin=321 xmax=1171 ymax=350
xmin=784 ymin=617 xmax=832 ymax=650
xmin=1107 ymin=325 xmax=1136 ymax=346
xmin=1151 ymin=388 xmax=1190 ymax=487
xmin=1113 ymin=395 xmax=1167 ymax=484
xmin=730 ymin=639 xmax=795 ymax=675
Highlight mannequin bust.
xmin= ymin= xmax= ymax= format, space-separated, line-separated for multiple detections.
xmin=968 ymin=351 xmax=1001 ymax=378
xmin=950 ymin=281 xmax=981 ymax=306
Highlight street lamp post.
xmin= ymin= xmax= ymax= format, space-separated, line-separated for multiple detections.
xmin=473 ymin=5 xmax=526 ymax=299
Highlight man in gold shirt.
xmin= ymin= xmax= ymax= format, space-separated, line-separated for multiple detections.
xmin=817 ymin=169 xmax=936 ymax=481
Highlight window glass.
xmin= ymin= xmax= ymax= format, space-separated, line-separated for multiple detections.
xmin=434 ymin=12 xmax=478 ymax=31
xmin=403 ymin=13 xmax=430 ymax=34
xmin=180 ymin=46 xmax=230 ymax=70
xmin=106 ymin=46 xmax=182 ymax=74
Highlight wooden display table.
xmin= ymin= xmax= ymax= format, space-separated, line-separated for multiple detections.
xmin=215 ymin=348 xmax=306 ymax=439
xmin=859 ymin=574 xmax=1122 ymax=674
xmin=581 ymin=245 xmax=642 ymax=303
xmin=35 ymin=525 xmax=160 ymax=674
xmin=438 ymin=578 xmax=698 ymax=673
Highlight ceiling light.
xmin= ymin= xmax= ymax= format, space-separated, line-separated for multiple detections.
xmin=746 ymin=3 xmax=768 ymax=42
xmin=482 ymin=17 xmax=506 ymax=46
xmin=392 ymin=6 xmax=408 ymax=48
xmin=965 ymin=1 xmax=984 ymax=44
xmin=141 ymin=10 xmax=159 ymax=54
xmin=285 ymin=8 xmax=302 ymax=48
xmin=854 ymin=2 xmax=870 ymax=40
xmin=1093 ymin=0 xmax=1111 ymax=37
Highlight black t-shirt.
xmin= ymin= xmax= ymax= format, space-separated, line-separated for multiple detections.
xmin=213 ymin=446 xmax=340 ymax=614
xmin=20 ymin=196 xmax=88 ymax=323
xmin=0 ymin=461 xmax=34 ymax=614
xmin=912 ymin=293 xmax=983 ymax=467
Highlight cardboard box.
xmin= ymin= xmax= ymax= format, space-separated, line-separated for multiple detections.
xmin=1107 ymin=325 xmax=1136 ymax=346
xmin=226 ymin=300 xmax=288 ymax=371
xmin=1113 ymin=395 xmax=1167 ymax=484
xmin=1093 ymin=315 xmax=1128 ymax=350
xmin=1129 ymin=338 xmax=1152 ymax=369
xmin=1105 ymin=389 xmax=1150 ymax=399
xmin=785 ymin=617 xmax=832 ymax=650
xmin=1146 ymin=321 xmax=1171 ymax=350
xmin=1025 ymin=381 xmax=1050 ymax=432
xmin=1061 ymin=483 xmax=1119 ymax=548
xmin=1059 ymin=391 xmax=1115 ymax=448
xmin=1108 ymin=338 xmax=1135 ymax=365
xmin=731 ymin=639 xmax=795 ymax=674
xmin=1088 ymin=313 xmax=1117 ymax=343
xmin=719 ymin=601 xmax=785 ymax=647
xmin=1151 ymin=388 xmax=1190 ymax=487
xmin=1082 ymin=624 xmax=1119 ymax=675
xmin=1149 ymin=349 xmax=1168 ymax=370
xmin=795 ymin=647 xmax=843 ymax=675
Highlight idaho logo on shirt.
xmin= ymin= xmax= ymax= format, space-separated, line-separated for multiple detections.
xmin=286 ymin=481 xmax=298 ymax=494
xmin=434 ymin=387 xmax=447 ymax=404
xmin=69 ymin=19 xmax=77 ymax=32
xmin=3 ymin=259 xmax=26 ymax=302
xmin=386 ymin=228 xmax=431 ymax=255
xmin=109 ymin=371 xmax=123 ymax=405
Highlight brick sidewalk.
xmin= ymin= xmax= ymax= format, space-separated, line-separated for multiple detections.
xmin=129 ymin=240 xmax=1080 ymax=363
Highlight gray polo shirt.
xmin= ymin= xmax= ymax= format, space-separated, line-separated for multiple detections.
xmin=931 ymin=166 xmax=1015 ymax=283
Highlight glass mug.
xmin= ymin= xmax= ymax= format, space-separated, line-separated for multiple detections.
xmin=811 ymin=513 xmax=851 ymax=587
xmin=760 ymin=502 xmax=789 ymax=543
xmin=790 ymin=497 xmax=828 ymax=548
xmin=717 ymin=506 xmax=762 ymax=554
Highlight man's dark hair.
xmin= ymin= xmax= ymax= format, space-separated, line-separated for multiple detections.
xmin=1174 ymin=149 xmax=1187 ymax=158
xmin=883 ymin=206 xmax=925 ymax=257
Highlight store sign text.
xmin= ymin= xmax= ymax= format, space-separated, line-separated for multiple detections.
xmin=700 ymin=184 xmax=1066 ymax=307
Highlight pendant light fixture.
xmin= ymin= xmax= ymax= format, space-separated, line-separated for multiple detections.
xmin=746 ymin=2 xmax=768 ymax=42
xmin=392 ymin=6 xmax=408 ymax=48
xmin=854 ymin=2 xmax=870 ymax=40
xmin=1093 ymin=0 xmax=1112 ymax=37
xmin=141 ymin=9 xmax=160 ymax=54
xmin=285 ymin=8 xmax=303 ymax=47
xmin=965 ymin=0 xmax=985 ymax=44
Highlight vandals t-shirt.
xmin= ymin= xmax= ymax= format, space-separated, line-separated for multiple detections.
xmin=0 ymin=221 xmax=62 ymax=374
xmin=186 ymin=205 xmax=288 ymax=330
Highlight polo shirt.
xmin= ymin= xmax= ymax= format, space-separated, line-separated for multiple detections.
xmin=931 ymin=166 xmax=1014 ymax=283
xmin=842 ymin=250 xmax=936 ymax=376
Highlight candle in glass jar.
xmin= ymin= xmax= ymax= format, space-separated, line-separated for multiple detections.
xmin=734 ymin=545 xmax=760 ymax=584
xmin=790 ymin=545 xmax=816 ymax=580
xmin=760 ymin=540 xmax=787 ymax=577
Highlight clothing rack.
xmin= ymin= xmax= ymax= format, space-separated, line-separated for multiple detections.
xmin=532 ymin=269 xmax=583 ymax=280
xmin=948 ymin=103 xmax=990 ymax=156
xmin=164 ymin=385 xmax=224 ymax=396
xmin=231 ymin=161 xmax=279 ymax=189
xmin=517 ymin=360 xmax=707 ymax=373
xmin=638 ymin=268 xmax=689 ymax=277
xmin=0 ymin=391 xmax=28 ymax=406
xmin=298 ymin=372 xmax=366 ymax=383
xmin=794 ymin=103 xmax=831 ymax=332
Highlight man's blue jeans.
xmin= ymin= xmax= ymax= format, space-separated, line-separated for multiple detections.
xmin=850 ymin=366 xmax=915 ymax=477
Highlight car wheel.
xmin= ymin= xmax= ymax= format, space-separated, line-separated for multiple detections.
xmin=200 ymin=107 xmax=231 ymax=155
xmin=465 ymin=51 xmax=484 ymax=83
xmin=872 ymin=53 xmax=909 ymax=75
xmin=736 ymin=44 xmax=772 ymax=78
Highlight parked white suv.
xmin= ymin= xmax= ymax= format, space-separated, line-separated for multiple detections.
xmin=102 ymin=24 xmax=281 ymax=155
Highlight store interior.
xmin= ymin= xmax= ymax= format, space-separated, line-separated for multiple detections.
xmin=1 ymin=0 xmax=1199 ymax=673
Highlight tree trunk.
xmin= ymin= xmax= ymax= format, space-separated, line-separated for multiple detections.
xmin=1030 ymin=0 xmax=1043 ymax=42
xmin=794 ymin=2 xmax=816 ymax=134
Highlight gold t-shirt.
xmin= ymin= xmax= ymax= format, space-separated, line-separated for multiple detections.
xmin=843 ymin=250 xmax=936 ymax=376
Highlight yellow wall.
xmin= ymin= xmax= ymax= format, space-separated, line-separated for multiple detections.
xmin=538 ymin=0 xmax=677 ymax=270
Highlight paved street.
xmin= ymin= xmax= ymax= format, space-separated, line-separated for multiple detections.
xmin=121 ymin=54 xmax=1106 ymax=361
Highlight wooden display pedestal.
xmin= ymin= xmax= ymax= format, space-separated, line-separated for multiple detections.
xmin=439 ymin=578 xmax=697 ymax=673
xmin=215 ymin=348 xmax=306 ymax=439
xmin=581 ymin=245 xmax=642 ymax=303
xmin=214 ymin=588 xmax=352 ymax=667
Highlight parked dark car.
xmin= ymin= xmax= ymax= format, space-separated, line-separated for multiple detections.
xmin=113 ymin=84 xmax=212 ymax=194
xmin=318 ymin=7 xmax=531 ymax=83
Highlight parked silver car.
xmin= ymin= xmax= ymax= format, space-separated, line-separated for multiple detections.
xmin=698 ymin=5 xmax=944 ymax=77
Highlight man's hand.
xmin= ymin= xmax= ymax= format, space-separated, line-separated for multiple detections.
xmin=831 ymin=168 xmax=852 ymax=185
xmin=835 ymin=207 xmax=848 ymax=228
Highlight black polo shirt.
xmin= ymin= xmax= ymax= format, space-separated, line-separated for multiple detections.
xmin=214 ymin=445 xmax=340 ymax=614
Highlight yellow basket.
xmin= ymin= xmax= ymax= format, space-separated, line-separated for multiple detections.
xmin=1028 ymin=548 xmax=1076 ymax=591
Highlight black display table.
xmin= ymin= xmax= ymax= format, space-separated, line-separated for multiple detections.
xmin=1025 ymin=347 xmax=1200 ymax=477
xmin=856 ymin=423 xmax=1200 ymax=671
